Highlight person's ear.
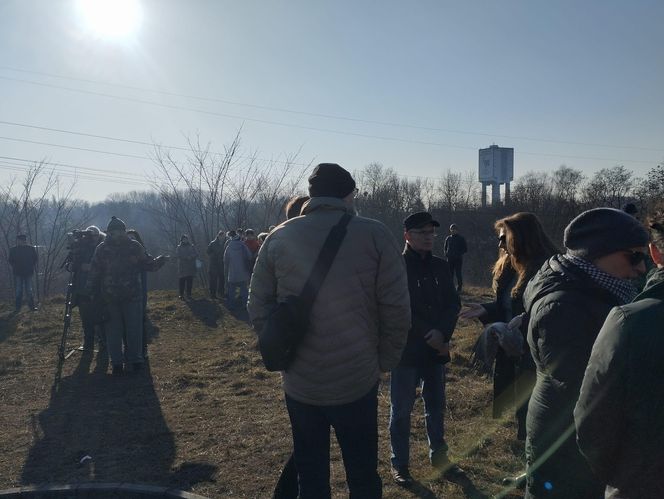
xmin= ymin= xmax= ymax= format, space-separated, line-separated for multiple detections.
xmin=650 ymin=242 xmax=663 ymax=266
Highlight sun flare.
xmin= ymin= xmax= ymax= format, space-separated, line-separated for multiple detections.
xmin=76 ymin=0 xmax=143 ymax=40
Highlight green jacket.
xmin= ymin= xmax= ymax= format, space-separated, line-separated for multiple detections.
xmin=574 ymin=268 xmax=664 ymax=499
xmin=248 ymin=197 xmax=411 ymax=406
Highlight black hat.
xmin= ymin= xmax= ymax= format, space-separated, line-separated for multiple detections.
xmin=106 ymin=216 xmax=127 ymax=232
xmin=564 ymin=207 xmax=649 ymax=260
xmin=403 ymin=212 xmax=440 ymax=231
xmin=308 ymin=163 xmax=356 ymax=198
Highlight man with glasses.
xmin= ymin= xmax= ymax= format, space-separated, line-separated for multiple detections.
xmin=574 ymin=207 xmax=664 ymax=498
xmin=522 ymin=208 xmax=649 ymax=498
xmin=390 ymin=211 xmax=462 ymax=487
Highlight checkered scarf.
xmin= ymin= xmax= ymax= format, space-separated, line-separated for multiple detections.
xmin=563 ymin=254 xmax=637 ymax=304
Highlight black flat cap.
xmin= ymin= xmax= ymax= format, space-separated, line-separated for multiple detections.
xmin=404 ymin=212 xmax=440 ymax=231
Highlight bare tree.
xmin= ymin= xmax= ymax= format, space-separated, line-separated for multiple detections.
xmin=582 ymin=165 xmax=634 ymax=208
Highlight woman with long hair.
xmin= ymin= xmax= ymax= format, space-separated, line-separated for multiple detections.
xmin=459 ymin=212 xmax=559 ymax=440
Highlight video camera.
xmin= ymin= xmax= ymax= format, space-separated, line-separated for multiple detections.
xmin=66 ymin=229 xmax=96 ymax=250
xmin=63 ymin=229 xmax=99 ymax=273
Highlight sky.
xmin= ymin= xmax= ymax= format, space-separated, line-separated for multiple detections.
xmin=1 ymin=0 xmax=663 ymax=202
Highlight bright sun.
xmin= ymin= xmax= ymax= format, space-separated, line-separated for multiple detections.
xmin=76 ymin=0 xmax=143 ymax=39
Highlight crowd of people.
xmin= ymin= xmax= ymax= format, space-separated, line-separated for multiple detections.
xmin=5 ymin=160 xmax=663 ymax=498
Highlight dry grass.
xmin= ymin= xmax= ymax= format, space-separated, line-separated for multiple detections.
xmin=0 ymin=287 xmax=525 ymax=498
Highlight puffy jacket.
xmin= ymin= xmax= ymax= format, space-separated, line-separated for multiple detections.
xmin=9 ymin=244 xmax=38 ymax=277
xmin=176 ymin=243 xmax=197 ymax=278
xmin=574 ymin=268 xmax=664 ymax=499
xmin=87 ymin=235 xmax=164 ymax=304
xmin=224 ymin=238 xmax=252 ymax=283
xmin=400 ymin=245 xmax=460 ymax=366
xmin=248 ymin=197 xmax=411 ymax=406
xmin=206 ymin=237 xmax=225 ymax=269
xmin=522 ymin=254 xmax=619 ymax=498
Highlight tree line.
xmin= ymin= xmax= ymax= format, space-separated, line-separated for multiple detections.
xmin=1 ymin=131 xmax=662 ymax=301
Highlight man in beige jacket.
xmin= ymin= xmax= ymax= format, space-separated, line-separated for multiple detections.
xmin=248 ymin=163 xmax=411 ymax=499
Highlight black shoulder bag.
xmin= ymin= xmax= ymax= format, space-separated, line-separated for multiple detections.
xmin=259 ymin=212 xmax=353 ymax=372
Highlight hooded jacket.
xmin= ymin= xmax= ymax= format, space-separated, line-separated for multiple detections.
xmin=522 ymin=254 xmax=619 ymax=498
xmin=224 ymin=238 xmax=252 ymax=283
xmin=248 ymin=197 xmax=410 ymax=406
xmin=574 ymin=268 xmax=664 ymax=499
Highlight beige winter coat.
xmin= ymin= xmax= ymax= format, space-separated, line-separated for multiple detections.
xmin=248 ymin=197 xmax=411 ymax=406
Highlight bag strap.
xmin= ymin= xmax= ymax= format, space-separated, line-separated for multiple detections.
xmin=299 ymin=212 xmax=353 ymax=311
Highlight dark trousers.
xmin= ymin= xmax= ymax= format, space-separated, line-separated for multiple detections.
xmin=208 ymin=267 xmax=224 ymax=297
xmin=178 ymin=276 xmax=193 ymax=297
xmin=447 ymin=257 xmax=463 ymax=290
xmin=285 ymin=383 xmax=382 ymax=499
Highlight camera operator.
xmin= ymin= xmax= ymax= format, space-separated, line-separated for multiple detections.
xmin=67 ymin=226 xmax=106 ymax=352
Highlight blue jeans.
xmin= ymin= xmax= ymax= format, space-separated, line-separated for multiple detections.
xmin=285 ymin=383 xmax=382 ymax=499
xmin=105 ymin=298 xmax=143 ymax=367
xmin=226 ymin=281 xmax=247 ymax=310
xmin=389 ymin=363 xmax=446 ymax=469
xmin=14 ymin=275 xmax=35 ymax=310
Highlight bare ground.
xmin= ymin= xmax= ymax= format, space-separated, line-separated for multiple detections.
xmin=0 ymin=287 xmax=524 ymax=498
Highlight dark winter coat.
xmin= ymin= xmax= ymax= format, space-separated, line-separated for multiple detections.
xmin=176 ymin=242 xmax=197 ymax=278
xmin=480 ymin=261 xmax=538 ymax=422
xmin=443 ymin=233 xmax=467 ymax=259
xmin=206 ymin=237 xmax=225 ymax=270
xmin=399 ymin=245 xmax=460 ymax=366
xmin=8 ymin=244 xmax=38 ymax=277
xmin=574 ymin=268 xmax=664 ymax=499
xmin=87 ymin=235 xmax=164 ymax=304
xmin=522 ymin=254 xmax=620 ymax=498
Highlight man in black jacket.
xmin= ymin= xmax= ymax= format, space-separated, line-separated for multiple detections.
xmin=574 ymin=208 xmax=664 ymax=499
xmin=8 ymin=234 xmax=38 ymax=312
xmin=389 ymin=212 xmax=461 ymax=486
xmin=444 ymin=223 xmax=467 ymax=293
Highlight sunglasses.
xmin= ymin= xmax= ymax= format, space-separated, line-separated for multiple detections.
xmin=625 ymin=250 xmax=648 ymax=266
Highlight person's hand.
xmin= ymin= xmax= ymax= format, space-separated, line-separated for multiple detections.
xmin=424 ymin=329 xmax=448 ymax=356
xmin=507 ymin=313 xmax=525 ymax=331
xmin=458 ymin=303 xmax=488 ymax=320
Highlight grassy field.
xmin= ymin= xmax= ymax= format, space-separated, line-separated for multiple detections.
xmin=0 ymin=287 xmax=525 ymax=498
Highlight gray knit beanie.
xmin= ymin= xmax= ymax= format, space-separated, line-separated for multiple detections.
xmin=564 ymin=208 xmax=649 ymax=260
xmin=106 ymin=216 xmax=127 ymax=233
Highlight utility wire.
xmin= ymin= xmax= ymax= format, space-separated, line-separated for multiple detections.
xmin=2 ymin=65 xmax=663 ymax=153
xmin=1 ymin=75 xmax=660 ymax=166
xmin=0 ymin=120 xmax=313 ymax=168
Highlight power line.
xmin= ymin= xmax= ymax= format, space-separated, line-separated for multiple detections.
xmin=0 ymin=161 xmax=150 ymax=187
xmin=2 ymin=75 xmax=660 ymax=166
xmin=2 ymin=65 xmax=663 ymax=153
xmin=0 ymin=120 xmax=313 ymax=168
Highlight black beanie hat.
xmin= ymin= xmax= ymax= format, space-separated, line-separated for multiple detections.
xmin=106 ymin=216 xmax=127 ymax=233
xmin=308 ymin=163 xmax=356 ymax=199
xmin=564 ymin=208 xmax=649 ymax=260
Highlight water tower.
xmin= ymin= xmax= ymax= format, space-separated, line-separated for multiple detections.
xmin=479 ymin=145 xmax=514 ymax=207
